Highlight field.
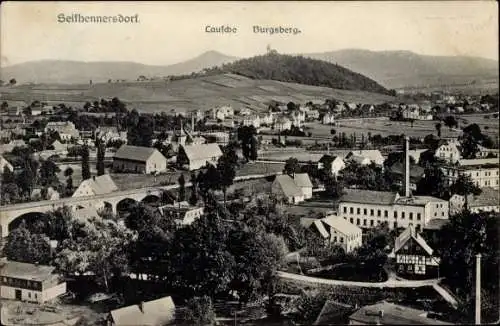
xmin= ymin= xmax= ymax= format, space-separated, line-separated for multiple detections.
xmin=0 ymin=73 xmax=395 ymax=115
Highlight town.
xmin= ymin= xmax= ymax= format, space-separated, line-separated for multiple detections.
xmin=0 ymin=87 xmax=498 ymax=325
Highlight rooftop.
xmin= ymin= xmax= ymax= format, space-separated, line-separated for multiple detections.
xmin=467 ymin=187 xmax=499 ymax=208
xmin=340 ymin=189 xmax=399 ymax=206
xmin=424 ymin=218 xmax=449 ymax=231
xmin=114 ymin=145 xmax=160 ymax=162
xmin=180 ymin=143 xmax=223 ymax=161
xmin=394 ymin=225 xmax=434 ymax=256
xmin=0 ymin=261 xmax=57 ymax=282
xmin=109 ymin=296 xmax=175 ymax=326
xmin=395 ymin=195 xmax=447 ymax=207
xmin=349 ymin=301 xmax=452 ymax=325
xmin=293 ymin=173 xmax=313 ymax=188
xmin=322 ymin=215 xmax=362 ymax=236
xmin=273 ymin=174 xmax=303 ymax=198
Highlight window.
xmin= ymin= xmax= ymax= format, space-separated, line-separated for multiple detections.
xmin=363 ymin=219 xmax=367 ymax=226
xmin=370 ymin=209 xmax=374 ymax=216
xmin=35 ymin=293 xmax=38 ymax=299
xmin=394 ymin=211 xmax=397 ymax=218
xmin=436 ymin=204 xmax=439 ymax=208
xmin=394 ymin=222 xmax=398 ymax=228
xmin=357 ymin=208 xmax=361 ymax=214
xmin=356 ymin=218 xmax=360 ymax=225
xmin=364 ymin=208 xmax=367 ymax=215
xmin=350 ymin=218 xmax=354 ymax=224
xmin=340 ymin=237 xmax=344 ymax=243
xmin=417 ymin=213 xmax=421 ymax=220
xmin=334 ymin=236 xmax=337 ymax=242
xmin=434 ymin=212 xmax=437 ymax=217
xmin=409 ymin=213 xmax=413 ymax=220
xmin=384 ymin=210 xmax=388 ymax=217
xmin=343 ymin=207 xmax=347 ymax=214
xmin=442 ymin=212 xmax=445 ymax=216
xmin=350 ymin=207 xmax=354 ymax=214
xmin=401 ymin=212 xmax=405 ymax=219
xmin=370 ymin=220 xmax=374 ymax=226
xmin=28 ymin=292 xmax=31 ymax=298
xmin=377 ymin=210 xmax=381 ymax=217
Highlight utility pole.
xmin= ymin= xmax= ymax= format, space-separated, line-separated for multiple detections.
xmin=475 ymin=253 xmax=481 ymax=325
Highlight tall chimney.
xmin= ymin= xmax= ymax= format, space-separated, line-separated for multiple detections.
xmin=404 ymin=136 xmax=410 ymax=198
xmin=475 ymin=254 xmax=481 ymax=325
xmin=192 ymin=113 xmax=195 ymax=133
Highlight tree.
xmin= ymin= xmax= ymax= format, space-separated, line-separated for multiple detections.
xmin=450 ymin=174 xmax=482 ymax=210
xmin=283 ymin=157 xmax=300 ymax=177
xmin=184 ymin=296 xmax=216 ymax=325
xmin=96 ymin=138 xmax=106 ymax=176
xmin=9 ymin=78 xmax=17 ymax=86
xmin=238 ymin=125 xmax=257 ymax=161
xmin=460 ymin=133 xmax=480 ymax=159
xmin=443 ymin=115 xmax=458 ymax=130
xmin=324 ymin=176 xmax=344 ymax=198
xmin=81 ymin=145 xmax=91 ymax=180
xmin=217 ymin=149 xmax=237 ymax=206
xmin=435 ymin=122 xmax=442 ymax=138
xmin=39 ymin=159 xmax=61 ymax=187
xmin=415 ymin=164 xmax=449 ymax=199
xmin=178 ymin=174 xmax=186 ymax=202
xmin=64 ymin=167 xmax=74 ymax=196
xmin=287 ymin=102 xmax=298 ymax=111
xmin=189 ymin=172 xmax=199 ymax=206
xmin=3 ymin=223 xmax=51 ymax=264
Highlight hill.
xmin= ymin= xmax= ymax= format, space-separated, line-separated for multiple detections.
xmin=303 ymin=49 xmax=499 ymax=89
xmin=212 ymin=53 xmax=391 ymax=95
xmin=0 ymin=51 xmax=239 ymax=84
xmin=0 ymin=73 xmax=395 ymax=114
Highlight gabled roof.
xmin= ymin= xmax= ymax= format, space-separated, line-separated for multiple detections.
xmin=312 ymin=220 xmax=330 ymax=239
xmin=73 ymin=174 xmax=118 ymax=197
xmin=394 ymin=225 xmax=434 ymax=256
xmin=388 ymin=162 xmax=425 ymax=180
xmin=340 ymin=189 xmax=399 ymax=205
xmin=346 ymin=150 xmax=384 ymax=163
xmin=293 ymin=173 xmax=313 ymax=188
xmin=319 ymin=154 xmax=342 ymax=164
xmin=109 ymin=296 xmax=175 ymax=326
xmin=313 ymin=300 xmax=354 ymax=325
xmin=467 ymin=187 xmax=499 ymax=208
xmin=349 ymin=301 xmax=452 ymax=325
xmin=180 ymin=143 xmax=222 ymax=161
xmin=273 ymin=174 xmax=303 ymax=198
xmin=114 ymin=145 xmax=160 ymax=162
xmin=321 ymin=215 xmax=362 ymax=236
xmin=0 ymin=260 xmax=57 ymax=282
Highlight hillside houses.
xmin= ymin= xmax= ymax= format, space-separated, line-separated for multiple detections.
xmin=322 ymin=112 xmax=335 ymax=125
xmin=275 ymin=117 xmax=292 ymax=132
xmin=434 ymin=139 xmax=462 ymax=163
xmin=271 ymin=174 xmax=313 ymax=204
xmin=44 ymin=121 xmax=79 ymax=141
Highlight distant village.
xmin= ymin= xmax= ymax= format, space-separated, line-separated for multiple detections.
xmin=0 ymin=89 xmax=499 ymax=325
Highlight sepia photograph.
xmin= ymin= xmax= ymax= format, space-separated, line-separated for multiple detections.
xmin=0 ymin=1 xmax=498 ymax=325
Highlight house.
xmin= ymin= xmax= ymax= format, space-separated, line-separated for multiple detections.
xmin=319 ymin=215 xmax=363 ymax=253
xmin=0 ymin=260 xmax=67 ymax=303
xmin=242 ymin=115 xmax=261 ymax=128
xmin=345 ymin=150 xmax=385 ymax=166
xmin=313 ymin=300 xmax=355 ymax=325
xmin=259 ymin=111 xmax=274 ymax=126
xmin=45 ymin=121 xmax=79 ymax=141
xmin=41 ymin=105 xmax=55 ymax=115
xmin=392 ymin=225 xmax=440 ymax=278
xmin=322 ymin=112 xmax=336 ymax=125
xmin=292 ymin=173 xmax=313 ymax=199
xmin=449 ymin=187 xmax=499 ymax=215
xmin=290 ymin=110 xmax=306 ymax=125
xmin=49 ymin=139 xmax=67 ymax=153
xmin=177 ymin=143 xmax=223 ymax=171
xmin=0 ymin=155 xmax=14 ymax=172
xmin=113 ymin=145 xmax=167 ymax=174
xmin=107 ymin=296 xmax=175 ymax=326
xmin=346 ymin=103 xmax=358 ymax=111
xmin=441 ymin=158 xmax=499 ymax=189
xmin=306 ymin=109 xmax=320 ymax=120
xmin=407 ymin=149 xmax=428 ymax=164
xmin=238 ymin=108 xmax=252 ymax=116
xmin=31 ymin=187 xmax=60 ymax=201
xmin=275 ymin=117 xmax=292 ymax=131
xmin=434 ymin=140 xmax=462 ymax=163
xmin=338 ymin=189 xmax=449 ymax=231
xmin=72 ymin=175 xmax=118 ymax=198
xmin=348 ymin=301 xmax=452 ymax=325
xmin=318 ymin=155 xmax=345 ymax=177
xmin=272 ymin=174 xmax=305 ymax=204
xmin=476 ymin=144 xmax=499 ymax=158
xmin=96 ymin=126 xmax=127 ymax=144
xmin=360 ymin=104 xmax=375 ymax=113
xmin=159 ymin=201 xmax=205 ymax=226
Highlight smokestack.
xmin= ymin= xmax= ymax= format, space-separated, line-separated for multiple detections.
xmin=404 ymin=136 xmax=410 ymax=198
xmin=475 ymin=254 xmax=481 ymax=325
xmin=192 ymin=113 xmax=195 ymax=133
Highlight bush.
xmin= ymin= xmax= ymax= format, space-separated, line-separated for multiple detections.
xmin=184 ymin=296 xmax=216 ymax=325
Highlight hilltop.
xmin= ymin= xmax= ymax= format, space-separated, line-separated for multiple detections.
xmin=0 ymin=51 xmax=239 ymax=85
xmin=210 ymin=52 xmax=391 ymax=95
xmin=303 ymin=49 xmax=499 ymax=89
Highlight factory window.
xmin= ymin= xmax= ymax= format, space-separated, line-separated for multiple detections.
xmin=401 ymin=212 xmax=405 ymax=219
xmin=394 ymin=211 xmax=397 ymax=218
xmin=364 ymin=208 xmax=367 ymax=215
xmin=340 ymin=237 xmax=344 ymax=243
xmin=377 ymin=210 xmax=381 ymax=217
xmin=417 ymin=213 xmax=421 ymax=220
xmin=343 ymin=207 xmax=347 ymax=214
xmin=357 ymin=218 xmax=360 ymax=225
xmin=363 ymin=219 xmax=367 ymax=226
xmin=350 ymin=207 xmax=354 ymax=214
xmin=370 ymin=220 xmax=374 ymax=226
xmin=350 ymin=218 xmax=354 ymax=224
xmin=409 ymin=213 xmax=413 ymax=220
xmin=370 ymin=209 xmax=374 ymax=216
xmin=357 ymin=208 xmax=361 ymax=215
xmin=384 ymin=210 xmax=388 ymax=217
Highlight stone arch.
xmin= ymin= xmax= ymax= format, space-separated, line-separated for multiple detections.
xmin=116 ymin=198 xmax=138 ymax=217
xmin=9 ymin=211 xmax=51 ymax=234
xmin=141 ymin=194 xmax=161 ymax=206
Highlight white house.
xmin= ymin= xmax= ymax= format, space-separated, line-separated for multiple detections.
xmin=159 ymin=201 xmax=205 ymax=226
xmin=242 ymin=115 xmax=261 ymax=128
xmin=435 ymin=140 xmax=462 ymax=163
xmin=306 ymin=109 xmax=320 ymax=120
xmin=0 ymin=260 xmax=67 ymax=303
xmin=72 ymin=174 xmax=118 ymax=198
xmin=275 ymin=117 xmax=292 ymax=131
xmin=318 ymin=155 xmax=345 ymax=177
xmin=321 ymin=215 xmax=363 ymax=253
xmin=45 ymin=121 xmax=79 ymax=141
xmin=107 ymin=296 xmax=175 ymax=326
xmin=177 ymin=143 xmax=223 ymax=171
xmin=292 ymin=173 xmax=313 ymax=199
xmin=441 ymin=158 xmax=499 ymax=189
xmin=272 ymin=174 xmax=305 ymax=204
xmin=449 ymin=187 xmax=499 ymax=215
xmin=322 ymin=113 xmax=336 ymax=125
xmin=113 ymin=145 xmax=167 ymax=174
xmin=345 ymin=150 xmax=385 ymax=166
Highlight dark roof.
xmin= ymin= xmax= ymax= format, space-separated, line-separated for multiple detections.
xmin=114 ymin=145 xmax=160 ymax=162
xmin=388 ymin=162 xmax=425 ymax=181
xmin=0 ymin=260 xmax=57 ymax=282
xmin=313 ymin=300 xmax=354 ymax=325
xmin=424 ymin=219 xmax=449 ymax=231
xmin=340 ymin=189 xmax=398 ymax=205
xmin=349 ymin=301 xmax=452 ymax=325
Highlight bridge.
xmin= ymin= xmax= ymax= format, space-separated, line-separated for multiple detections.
xmin=0 ymin=172 xmax=281 ymax=238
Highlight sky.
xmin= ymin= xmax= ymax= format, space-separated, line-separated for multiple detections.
xmin=1 ymin=1 xmax=498 ymax=67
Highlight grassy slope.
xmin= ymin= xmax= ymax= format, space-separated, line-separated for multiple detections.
xmin=0 ymin=73 xmax=395 ymax=114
